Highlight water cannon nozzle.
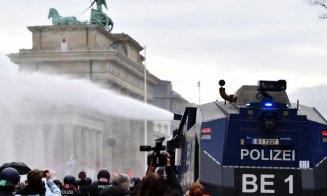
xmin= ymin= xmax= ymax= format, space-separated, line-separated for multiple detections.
xmin=219 ymin=79 xmax=237 ymax=102
xmin=219 ymin=80 xmax=225 ymax=87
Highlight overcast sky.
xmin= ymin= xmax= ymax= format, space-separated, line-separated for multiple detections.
xmin=1 ymin=0 xmax=327 ymax=106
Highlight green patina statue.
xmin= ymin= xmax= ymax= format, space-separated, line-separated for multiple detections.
xmin=93 ymin=0 xmax=108 ymax=11
xmin=48 ymin=8 xmax=81 ymax=25
xmin=47 ymin=0 xmax=114 ymax=32
xmin=90 ymin=0 xmax=114 ymax=32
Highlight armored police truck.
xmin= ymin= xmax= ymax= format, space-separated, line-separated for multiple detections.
xmin=167 ymin=80 xmax=327 ymax=196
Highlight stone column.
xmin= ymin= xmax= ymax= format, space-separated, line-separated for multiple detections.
xmin=43 ymin=124 xmax=61 ymax=176
xmin=0 ymin=124 xmax=15 ymax=163
xmin=124 ymin=119 xmax=132 ymax=174
xmin=96 ymin=130 xmax=104 ymax=170
xmin=22 ymin=125 xmax=31 ymax=165
xmin=89 ymin=129 xmax=97 ymax=169
xmin=114 ymin=118 xmax=132 ymax=174
xmin=63 ymin=124 xmax=74 ymax=175
xmin=73 ymin=126 xmax=82 ymax=173
xmin=14 ymin=125 xmax=22 ymax=162
xmin=34 ymin=125 xmax=45 ymax=169
xmin=63 ymin=124 xmax=74 ymax=160
xmin=129 ymin=120 xmax=144 ymax=177
xmin=81 ymin=127 xmax=90 ymax=169
xmin=103 ymin=120 xmax=115 ymax=173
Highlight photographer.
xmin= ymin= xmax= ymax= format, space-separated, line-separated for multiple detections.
xmin=159 ymin=152 xmax=183 ymax=196
xmin=137 ymin=138 xmax=183 ymax=196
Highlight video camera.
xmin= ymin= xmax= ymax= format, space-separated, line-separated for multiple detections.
xmin=140 ymin=137 xmax=166 ymax=167
xmin=258 ymin=80 xmax=286 ymax=92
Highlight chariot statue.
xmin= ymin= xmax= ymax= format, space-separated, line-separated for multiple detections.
xmin=47 ymin=0 xmax=114 ymax=32
xmin=89 ymin=0 xmax=114 ymax=32
xmin=91 ymin=0 xmax=107 ymax=12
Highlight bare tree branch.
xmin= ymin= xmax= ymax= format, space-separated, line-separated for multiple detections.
xmin=319 ymin=13 xmax=327 ymax=19
xmin=310 ymin=0 xmax=327 ymax=8
xmin=309 ymin=0 xmax=327 ymax=19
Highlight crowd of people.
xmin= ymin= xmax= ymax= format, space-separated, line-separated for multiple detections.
xmin=0 ymin=153 xmax=205 ymax=196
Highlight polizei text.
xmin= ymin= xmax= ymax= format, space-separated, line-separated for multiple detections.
xmin=241 ymin=149 xmax=295 ymax=161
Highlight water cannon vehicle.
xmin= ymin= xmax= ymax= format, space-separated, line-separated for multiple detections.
xmin=167 ymin=79 xmax=327 ymax=196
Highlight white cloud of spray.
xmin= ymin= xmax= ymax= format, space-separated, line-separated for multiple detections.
xmin=0 ymin=64 xmax=173 ymax=121
xmin=0 ymin=61 xmax=173 ymax=174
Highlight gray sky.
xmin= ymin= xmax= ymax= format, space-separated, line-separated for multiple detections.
xmin=1 ymin=0 xmax=327 ymax=104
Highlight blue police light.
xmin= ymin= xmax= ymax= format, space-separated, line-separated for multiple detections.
xmin=245 ymin=103 xmax=251 ymax=107
xmin=264 ymin=102 xmax=273 ymax=107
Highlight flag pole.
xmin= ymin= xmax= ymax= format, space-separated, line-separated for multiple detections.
xmin=144 ymin=46 xmax=147 ymax=174
xmin=198 ymin=81 xmax=201 ymax=105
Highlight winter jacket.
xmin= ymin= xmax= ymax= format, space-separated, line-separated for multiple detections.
xmin=16 ymin=184 xmax=46 ymax=196
xmin=45 ymin=180 xmax=62 ymax=196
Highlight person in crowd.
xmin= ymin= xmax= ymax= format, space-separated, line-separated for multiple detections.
xmin=16 ymin=169 xmax=62 ymax=196
xmin=185 ymin=182 xmax=204 ymax=196
xmin=89 ymin=170 xmax=110 ymax=196
xmin=128 ymin=177 xmax=140 ymax=193
xmin=16 ymin=169 xmax=46 ymax=196
xmin=136 ymin=172 xmax=165 ymax=196
xmin=53 ymin=180 xmax=63 ymax=190
xmin=61 ymin=175 xmax=78 ymax=196
xmin=77 ymin=171 xmax=86 ymax=183
xmin=111 ymin=174 xmax=130 ymax=192
xmin=136 ymin=152 xmax=183 ymax=196
xmin=44 ymin=170 xmax=62 ymax=196
xmin=164 ymin=163 xmax=183 ymax=196
xmin=85 ymin=177 xmax=92 ymax=186
xmin=99 ymin=186 xmax=128 ymax=196
xmin=17 ymin=181 xmax=27 ymax=193
xmin=76 ymin=171 xmax=91 ymax=196
xmin=0 ymin=167 xmax=20 ymax=196
xmin=99 ymin=174 xmax=130 ymax=196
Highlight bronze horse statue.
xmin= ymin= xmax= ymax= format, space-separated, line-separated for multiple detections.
xmin=48 ymin=8 xmax=81 ymax=25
